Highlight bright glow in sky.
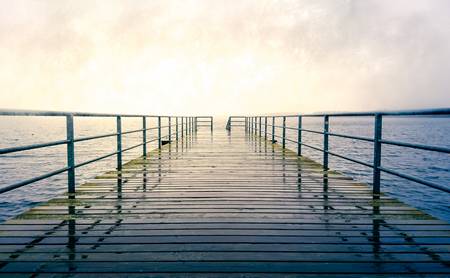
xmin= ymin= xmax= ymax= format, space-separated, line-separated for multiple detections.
xmin=1 ymin=0 xmax=449 ymax=115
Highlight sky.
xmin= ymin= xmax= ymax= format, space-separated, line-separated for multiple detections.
xmin=0 ymin=0 xmax=449 ymax=116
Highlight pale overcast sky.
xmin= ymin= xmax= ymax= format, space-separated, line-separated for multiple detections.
xmin=0 ymin=0 xmax=449 ymax=115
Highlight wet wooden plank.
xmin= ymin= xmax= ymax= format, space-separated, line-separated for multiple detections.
xmin=0 ymin=130 xmax=449 ymax=275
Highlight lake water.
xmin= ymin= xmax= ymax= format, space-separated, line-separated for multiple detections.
xmin=0 ymin=116 xmax=449 ymax=222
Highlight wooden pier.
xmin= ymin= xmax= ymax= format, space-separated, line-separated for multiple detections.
xmin=1 ymin=128 xmax=449 ymax=276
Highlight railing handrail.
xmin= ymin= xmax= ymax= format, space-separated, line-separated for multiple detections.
xmin=239 ymin=107 xmax=450 ymax=118
xmin=0 ymin=111 xmax=213 ymax=194
xmin=0 ymin=108 xmax=201 ymax=118
xmin=227 ymin=108 xmax=450 ymax=194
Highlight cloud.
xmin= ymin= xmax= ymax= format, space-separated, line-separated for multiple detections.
xmin=0 ymin=0 xmax=449 ymax=115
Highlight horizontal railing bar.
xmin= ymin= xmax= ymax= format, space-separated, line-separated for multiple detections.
xmin=378 ymin=166 xmax=450 ymax=193
xmin=265 ymin=124 xmax=289 ymax=129
xmin=327 ymin=132 xmax=374 ymax=142
xmin=145 ymin=138 xmax=159 ymax=144
xmin=284 ymin=126 xmax=298 ymax=131
xmin=299 ymin=128 xmax=324 ymax=135
xmin=327 ymin=150 xmax=373 ymax=168
xmin=0 ymin=139 xmax=68 ymax=155
xmin=284 ymin=137 xmax=298 ymax=144
xmin=74 ymin=126 xmax=162 ymax=143
xmin=380 ymin=139 xmax=450 ymax=154
xmin=121 ymin=142 xmax=145 ymax=153
xmin=300 ymin=142 xmax=325 ymax=153
xmin=74 ymin=151 xmax=118 ymax=169
xmin=121 ymin=128 xmax=145 ymax=136
xmin=146 ymin=126 xmax=160 ymax=131
xmin=0 ymin=167 xmax=69 ymax=194
xmin=241 ymin=107 xmax=450 ymax=118
xmin=74 ymin=132 xmax=117 ymax=143
xmin=0 ymin=109 xmax=201 ymax=118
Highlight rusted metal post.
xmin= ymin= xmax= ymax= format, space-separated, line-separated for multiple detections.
xmin=323 ymin=115 xmax=329 ymax=170
xmin=373 ymin=114 xmax=383 ymax=195
xmin=117 ymin=116 xmax=122 ymax=172
xmin=66 ymin=115 xmax=75 ymax=194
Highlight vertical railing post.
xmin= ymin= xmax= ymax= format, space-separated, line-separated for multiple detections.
xmin=297 ymin=116 xmax=302 ymax=156
xmin=176 ymin=117 xmax=179 ymax=141
xmin=117 ymin=116 xmax=122 ymax=172
xmin=211 ymin=117 xmax=213 ymax=132
xmin=282 ymin=116 xmax=286 ymax=148
xmin=168 ymin=117 xmax=172 ymax=142
xmin=245 ymin=117 xmax=247 ymax=132
xmin=158 ymin=116 xmax=161 ymax=149
xmin=264 ymin=117 xmax=267 ymax=140
xmin=259 ymin=116 xmax=262 ymax=137
xmin=142 ymin=116 xmax=147 ymax=156
xmin=250 ymin=117 xmax=253 ymax=133
xmin=373 ymin=114 xmax=383 ymax=195
xmin=323 ymin=115 xmax=329 ymax=170
xmin=181 ymin=117 xmax=184 ymax=138
xmin=272 ymin=117 xmax=275 ymax=142
xmin=252 ymin=117 xmax=255 ymax=134
xmin=66 ymin=115 xmax=75 ymax=194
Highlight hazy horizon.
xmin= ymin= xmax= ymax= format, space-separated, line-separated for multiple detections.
xmin=1 ymin=0 xmax=449 ymax=116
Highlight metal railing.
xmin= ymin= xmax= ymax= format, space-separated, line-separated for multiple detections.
xmin=196 ymin=116 xmax=214 ymax=131
xmin=226 ymin=116 xmax=246 ymax=131
xmin=227 ymin=108 xmax=450 ymax=194
xmin=0 ymin=109 xmax=213 ymax=194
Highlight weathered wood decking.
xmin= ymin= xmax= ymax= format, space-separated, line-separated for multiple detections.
xmin=1 ymin=129 xmax=449 ymax=276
